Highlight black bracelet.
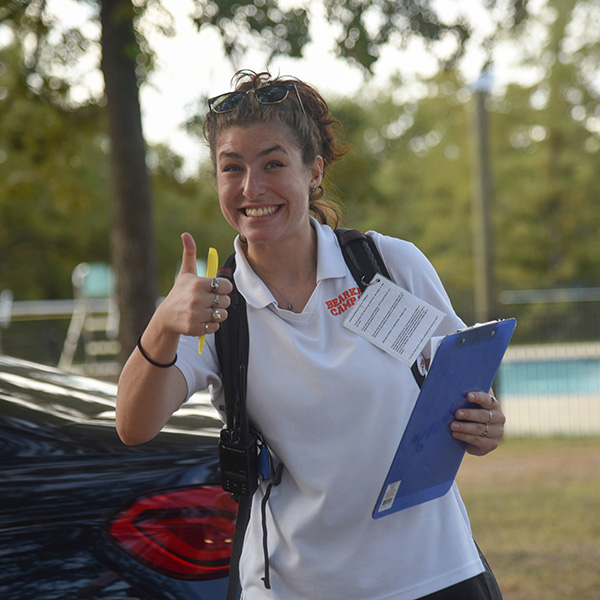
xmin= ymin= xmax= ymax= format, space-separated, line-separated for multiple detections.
xmin=137 ymin=335 xmax=177 ymax=368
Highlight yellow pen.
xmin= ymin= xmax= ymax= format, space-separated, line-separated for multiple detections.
xmin=198 ymin=247 xmax=219 ymax=355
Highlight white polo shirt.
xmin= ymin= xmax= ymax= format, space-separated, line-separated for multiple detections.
xmin=176 ymin=221 xmax=484 ymax=600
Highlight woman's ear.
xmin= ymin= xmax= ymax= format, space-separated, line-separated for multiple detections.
xmin=310 ymin=155 xmax=324 ymax=188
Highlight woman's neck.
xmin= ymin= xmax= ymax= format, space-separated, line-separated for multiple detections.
xmin=244 ymin=226 xmax=318 ymax=312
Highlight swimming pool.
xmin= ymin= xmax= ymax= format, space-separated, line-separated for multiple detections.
xmin=497 ymin=357 xmax=600 ymax=396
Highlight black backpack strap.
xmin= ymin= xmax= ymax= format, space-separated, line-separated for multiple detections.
xmin=215 ymin=253 xmax=249 ymax=432
xmin=214 ymin=253 xmax=250 ymax=600
xmin=335 ymin=228 xmax=390 ymax=291
xmin=226 ymin=495 xmax=250 ymax=600
xmin=335 ymin=228 xmax=426 ymax=389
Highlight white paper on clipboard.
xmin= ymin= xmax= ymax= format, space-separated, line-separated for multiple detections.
xmin=343 ymin=275 xmax=445 ymax=366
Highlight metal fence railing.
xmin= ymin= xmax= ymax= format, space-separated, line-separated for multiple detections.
xmin=497 ymin=342 xmax=600 ymax=437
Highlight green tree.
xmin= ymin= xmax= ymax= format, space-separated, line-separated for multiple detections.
xmin=326 ymin=74 xmax=476 ymax=315
xmin=194 ymin=0 xmax=529 ymax=73
xmin=0 ymin=0 xmax=161 ymax=362
xmin=149 ymin=144 xmax=237 ymax=295
xmin=488 ymin=0 xmax=600 ymax=340
xmin=322 ymin=0 xmax=600 ymax=331
xmin=0 ymin=34 xmax=111 ymax=300
xmin=0 ymin=28 xmax=234 ymax=304
xmin=491 ymin=0 xmax=600 ymax=291
xmin=3 ymin=0 xmax=599 ymax=350
xmin=2 ymin=0 xmax=506 ymax=364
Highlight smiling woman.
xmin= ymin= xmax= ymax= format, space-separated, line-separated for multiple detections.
xmin=200 ymin=70 xmax=347 ymax=313
xmin=214 ymin=123 xmax=322 ymax=273
xmin=204 ymin=71 xmax=345 ymax=228
xmin=117 ymin=69 xmax=507 ymax=600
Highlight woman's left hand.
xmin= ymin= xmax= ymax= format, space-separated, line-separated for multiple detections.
xmin=450 ymin=390 xmax=505 ymax=456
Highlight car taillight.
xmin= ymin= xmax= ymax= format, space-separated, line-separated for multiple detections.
xmin=108 ymin=485 xmax=238 ymax=580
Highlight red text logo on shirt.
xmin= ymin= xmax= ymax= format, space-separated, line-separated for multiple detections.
xmin=325 ymin=287 xmax=361 ymax=316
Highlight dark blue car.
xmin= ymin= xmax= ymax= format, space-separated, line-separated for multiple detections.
xmin=0 ymin=355 xmax=236 ymax=599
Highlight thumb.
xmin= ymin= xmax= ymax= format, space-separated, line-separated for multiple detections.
xmin=179 ymin=232 xmax=198 ymax=276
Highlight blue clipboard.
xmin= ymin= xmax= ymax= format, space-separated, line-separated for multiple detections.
xmin=373 ymin=318 xmax=517 ymax=519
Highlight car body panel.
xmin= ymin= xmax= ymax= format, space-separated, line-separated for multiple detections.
xmin=0 ymin=356 xmax=231 ymax=600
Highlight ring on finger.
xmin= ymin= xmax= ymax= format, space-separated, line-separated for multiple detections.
xmin=210 ymin=277 xmax=219 ymax=293
xmin=489 ymin=394 xmax=498 ymax=403
xmin=211 ymin=308 xmax=221 ymax=322
xmin=486 ymin=410 xmax=493 ymax=426
xmin=212 ymin=294 xmax=220 ymax=308
xmin=482 ymin=423 xmax=489 ymax=437
xmin=204 ymin=323 xmax=210 ymax=334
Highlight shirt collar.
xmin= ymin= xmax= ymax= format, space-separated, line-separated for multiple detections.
xmin=233 ymin=218 xmax=348 ymax=309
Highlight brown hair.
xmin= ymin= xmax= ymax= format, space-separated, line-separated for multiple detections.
xmin=203 ymin=70 xmax=345 ymax=228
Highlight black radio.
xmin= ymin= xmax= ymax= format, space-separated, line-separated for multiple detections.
xmin=218 ymin=428 xmax=259 ymax=497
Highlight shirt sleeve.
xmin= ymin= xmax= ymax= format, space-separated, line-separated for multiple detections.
xmin=368 ymin=231 xmax=466 ymax=353
xmin=175 ymin=333 xmax=225 ymax=416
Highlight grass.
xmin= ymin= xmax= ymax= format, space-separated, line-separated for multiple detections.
xmin=456 ymin=437 xmax=600 ymax=600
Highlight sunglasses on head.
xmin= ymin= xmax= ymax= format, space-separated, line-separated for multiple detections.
xmin=208 ymin=82 xmax=306 ymax=116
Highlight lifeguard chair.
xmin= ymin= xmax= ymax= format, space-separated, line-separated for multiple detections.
xmin=58 ymin=262 xmax=120 ymax=377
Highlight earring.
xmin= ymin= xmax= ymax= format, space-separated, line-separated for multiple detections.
xmin=310 ymin=186 xmax=317 ymax=194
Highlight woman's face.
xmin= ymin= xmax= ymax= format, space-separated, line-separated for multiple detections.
xmin=215 ymin=122 xmax=323 ymax=251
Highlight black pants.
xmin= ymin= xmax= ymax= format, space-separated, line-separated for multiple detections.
xmin=417 ymin=573 xmax=493 ymax=600
xmin=417 ymin=543 xmax=503 ymax=600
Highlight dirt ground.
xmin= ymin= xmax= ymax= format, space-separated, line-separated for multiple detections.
xmin=456 ymin=438 xmax=600 ymax=600
xmin=457 ymin=437 xmax=600 ymax=486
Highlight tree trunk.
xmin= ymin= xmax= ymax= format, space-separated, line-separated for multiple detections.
xmin=99 ymin=0 xmax=158 ymax=365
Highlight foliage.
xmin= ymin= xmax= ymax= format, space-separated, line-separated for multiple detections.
xmin=0 ymin=23 xmax=232 ymax=302
xmin=191 ymin=0 xmax=530 ymax=73
xmin=324 ymin=4 xmax=600 ymax=323
xmin=0 ymin=34 xmax=110 ymax=299
xmin=327 ymin=75 xmax=479 ymax=316
xmin=1 ymin=0 xmax=600 ymax=348
xmin=324 ymin=0 xmax=470 ymax=72
xmin=0 ymin=0 xmax=159 ymax=104
xmin=148 ymin=145 xmax=237 ymax=295
xmin=0 ymin=0 xmax=534 ymax=356
xmin=192 ymin=0 xmax=310 ymax=65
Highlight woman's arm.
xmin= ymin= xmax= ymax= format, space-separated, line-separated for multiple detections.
xmin=115 ymin=233 xmax=232 ymax=445
xmin=116 ymin=324 xmax=187 ymax=446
